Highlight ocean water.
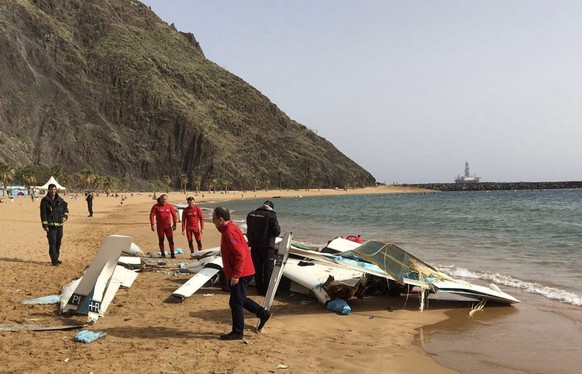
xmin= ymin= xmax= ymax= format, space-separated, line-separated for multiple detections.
xmin=201 ymin=189 xmax=582 ymax=372
xmin=202 ymin=189 xmax=582 ymax=308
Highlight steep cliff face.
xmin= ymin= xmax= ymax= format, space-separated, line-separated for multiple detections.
xmin=0 ymin=0 xmax=376 ymax=189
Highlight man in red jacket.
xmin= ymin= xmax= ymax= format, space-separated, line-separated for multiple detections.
xmin=181 ymin=196 xmax=204 ymax=254
xmin=212 ymin=206 xmax=272 ymax=340
xmin=150 ymin=194 xmax=178 ymax=258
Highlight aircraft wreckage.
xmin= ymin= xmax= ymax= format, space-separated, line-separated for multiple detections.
xmin=170 ymin=233 xmax=519 ymax=311
xmin=50 ymin=232 xmax=518 ymax=325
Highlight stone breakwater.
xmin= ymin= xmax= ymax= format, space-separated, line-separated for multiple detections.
xmin=405 ymin=181 xmax=582 ymax=192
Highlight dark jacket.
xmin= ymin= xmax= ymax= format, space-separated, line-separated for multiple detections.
xmin=246 ymin=205 xmax=281 ymax=249
xmin=40 ymin=194 xmax=69 ymax=229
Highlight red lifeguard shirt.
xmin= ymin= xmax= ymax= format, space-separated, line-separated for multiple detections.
xmin=182 ymin=205 xmax=204 ymax=232
xmin=150 ymin=203 xmax=178 ymax=228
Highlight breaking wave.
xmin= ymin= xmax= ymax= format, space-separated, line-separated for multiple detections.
xmin=437 ymin=264 xmax=582 ymax=307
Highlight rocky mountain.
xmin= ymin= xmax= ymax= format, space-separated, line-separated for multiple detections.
xmin=0 ymin=0 xmax=376 ymax=190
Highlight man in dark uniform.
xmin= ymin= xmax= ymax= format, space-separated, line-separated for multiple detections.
xmin=40 ymin=183 xmax=69 ymax=266
xmin=246 ymin=200 xmax=281 ymax=295
xmin=86 ymin=191 xmax=93 ymax=217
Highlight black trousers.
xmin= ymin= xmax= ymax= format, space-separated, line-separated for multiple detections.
xmin=87 ymin=201 xmax=93 ymax=216
xmin=251 ymin=247 xmax=276 ymax=295
xmin=228 ymin=275 xmax=268 ymax=334
xmin=47 ymin=226 xmax=63 ymax=264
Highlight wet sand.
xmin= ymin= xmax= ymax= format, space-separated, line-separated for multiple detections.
xmin=421 ymin=292 xmax=582 ymax=374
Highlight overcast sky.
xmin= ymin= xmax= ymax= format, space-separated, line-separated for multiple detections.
xmin=141 ymin=0 xmax=582 ymax=183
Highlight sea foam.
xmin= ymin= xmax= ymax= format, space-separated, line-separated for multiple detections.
xmin=438 ymin=264 xmax=582 ymax=307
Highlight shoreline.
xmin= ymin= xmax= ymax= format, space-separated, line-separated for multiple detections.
xmin=164 ymin=184 xmax=433 ymax=203
xmin=0 ymin=186 xmax=460 ymax=373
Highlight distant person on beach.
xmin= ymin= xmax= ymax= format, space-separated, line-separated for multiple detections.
xmin=246 ymin=200 xmax=281 ymax=296
xmin=181 ymin=196 xmax=204 ymax=254
xmin=212 ymin=206 xmax=272 ymax=340
xmin=85 ymin=191 xmax=93 ymax=217
xmin=149 ymin=194 xmax=178 ymax=258
xmin=40 ymin=184 xmax=69 ymax=266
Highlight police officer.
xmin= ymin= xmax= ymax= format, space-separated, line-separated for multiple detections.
xmin=246 ymin=200 xmax=281 ymax=295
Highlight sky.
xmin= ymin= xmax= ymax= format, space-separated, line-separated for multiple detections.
xmin=140 ymin=0 xmax=582 ymax=184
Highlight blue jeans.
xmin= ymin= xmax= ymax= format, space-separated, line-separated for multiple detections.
xmin=228 ymin=275 xmax=269 ymax=334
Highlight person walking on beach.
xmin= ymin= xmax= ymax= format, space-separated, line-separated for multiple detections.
xmin=85 ymin=191 xmax=93 ymax=217
xmin=149 ymin=194 xmax=178 ymax=258
xmin=212 ymin=206 xmax=272 ymax=340
xmin=246 ymin=200 xmax=281 ymax=296
xmin=40 ymin=183 xmax=69 ymax=266
xmin=182 ymin=196 xmax=204 ymax=254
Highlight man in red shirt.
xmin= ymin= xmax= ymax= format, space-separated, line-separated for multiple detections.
xmin=149 ymin=194 xmax=178 ymax=258
xmin=212 ymin=206 xmax=272 ymax=340
xmin=181 ymin=196 xmax=204 ymax=254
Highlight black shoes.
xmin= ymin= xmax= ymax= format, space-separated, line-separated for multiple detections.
xmin=257 ymin=312 xmax=272 ymax=332
xmin=170 ymin=253 xmax=176 ymax=259
xmin=160 ymin=253 xmax=166 ymax=258
xmin=219 ymin=332 xmax=243 ymax=340
xmin=51 ymin=261 xmax=61 ymax=266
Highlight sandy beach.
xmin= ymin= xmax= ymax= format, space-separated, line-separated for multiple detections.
xmin=0 ymin=186 xmax=461 ymax=373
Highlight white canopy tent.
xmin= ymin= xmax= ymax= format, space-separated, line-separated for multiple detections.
xmin=37 ymin=176 xmax=67 ymax=190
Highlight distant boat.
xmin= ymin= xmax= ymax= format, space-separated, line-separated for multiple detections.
xmin=455 ymin=161 xmax=480 ymax=183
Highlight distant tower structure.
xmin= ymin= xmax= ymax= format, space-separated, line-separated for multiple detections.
xmin=455 ymin=161 xmax=480 ymax=183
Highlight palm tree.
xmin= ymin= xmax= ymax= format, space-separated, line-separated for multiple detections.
xmin=102 ymin=176 xmax=116 ymax=195
xmin=22 ymin=172 xmax=37 ymax=190
xmin=92 ymin=175 xmax=102 ymax=191
xmin=20 ymin=165 xmax=37 ymax=189
xmin=222 ymin=178 xmax=232 ymax=193
xmin=193 ymin=176 xmax=202 ymax=194
xmin=78 ymin=168 xmax=96 ymax=190
xmin=342 ymin=180 xmax=350 ymax=191
xmin=163 ymin=176 xmax=172 ymax=193
xmin=0 ymin=163 xmax=15 ymax=190
xmin=210 ymin=177 xmax=218 ymax=193
xmin=179 ymin=173 xmax=188 ymax=194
